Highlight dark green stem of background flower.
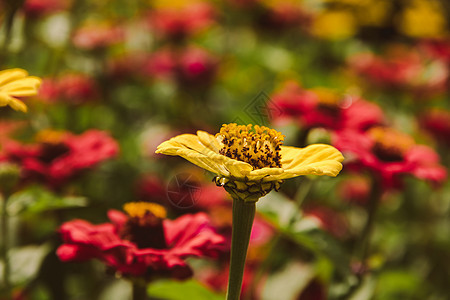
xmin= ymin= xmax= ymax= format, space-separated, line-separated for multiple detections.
xmin=340 ymin=175 xmax=382 ymax=299
xmin=132 ymin=281 xmax=148 ymax=300
xmin=1 ymin=192 xmax=11 ymax=297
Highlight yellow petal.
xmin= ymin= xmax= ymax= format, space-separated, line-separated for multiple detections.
xmin=0 ymin=92 xmax=10 ymax=106
xmin=8 ymin=98 xmax=27 ymax=112
xmin=0 ymin=77 xmax=42 ymax=96
xmin=0 ymin=69 xmax=28 ymax=86
xmin=174 ymin=147 xmax=229 ymax=175
xmin=224 ymin=159 xmax=254 ymax=179
xmin=246 ymin=167 xmax=284 ymax=181
xmin=197 ymin=130 xmax=221 ymax=153
xmin=156 ymin=133 xmax=256 ymax=178
xmin=279 ymin=144 xmax=344 ymax=179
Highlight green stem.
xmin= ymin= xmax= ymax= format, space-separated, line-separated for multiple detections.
xmin=1 ymin=193 xmax=11 ymax=296
xmin=226 ymin=196 xmax=256 ymax=300
xmin=132 ymin=281 xmax=147 ymax=300
xmin=357 ymin=176 xmax=382 ymax=270
xmin=339 ymin=176 xmax=382 ymax=300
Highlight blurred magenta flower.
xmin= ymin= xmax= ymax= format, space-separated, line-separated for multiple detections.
xmin=23 ymin=0 xmax=71 ymax=18
xmin=420 ymin=109 xmax=450 ymax=146
xmin=39 ymin=73 xmax=99 ymax=104
xmin=176 ymin=46 xmax=218 ymax=86
xmin=420 ymin=39 xmax=450 ymax=63
xmin=0 ymin=130 xmax=118 ymax=187
xmin=147 ymin=2 xmax=216 ymax=41
xmin=72 ymin=23 xmax=124 ymax=51
xmin=304 ymin=205 xmax=349 ymax=238
xmin=135 ymin=174 xmax=167 ymax=204
xmin=57 ymin=202 xmax=225 ymax=280
xmin=0 ymin=120 xmax=26 ymax=147
xmin=348 ymin=45 xmax=448 ymax=96
xmin=143 ymin=47 xmax=218 ymax=87
xmin=337 ymin=175 xmax=371 ymax=205
xmin=333 ymin=127 xmax=447 ymax=188
xmin=270 ymin=81 xmax=384 ymax=131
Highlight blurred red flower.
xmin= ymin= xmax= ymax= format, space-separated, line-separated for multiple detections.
xmin=270 ymin=81 xmax=384 ymax=131
xmin=304 ymin=205 xmax=349 ymax=238
xmin=0 ymin=130 xmax=118 ymax=187
xmin=72 ymin=23 xmax=124 ymax=50
xmin=23 ymin=0 xmax=71 ymax=18
xmin=337 ymin=176 xmax=371 ymax=205
xmin=420 ymin=39 xmax=450 ymax=63
xmin=333 ymin=127 xmax=447 ymax=188
xmin=57 ymin=202 xmax=225 ymax=280
xmin=348 ymin=46 xmax=448 ymax=95
xmin=39 ymin=73 xmax=99 ymax=104
xmin=147 ymin=3 xmax=216 ymax=41
xmin=143 ymin=47 xmax=218 ymax=87
xmin=135 ymin=174 xmax=167 ymax=204
xmin=420 ymin=109 xmax=450 ymax=146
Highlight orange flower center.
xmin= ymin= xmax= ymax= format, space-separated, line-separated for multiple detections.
xmin=216 ymin=123 xmax=284 ymax=169
xmin=313 ymin=88 xmax=342 ymax=114
xmin=368 ymin=127 xmax=415 ymax=162
xmin=120 ymin=202 xmax=168 ymax=249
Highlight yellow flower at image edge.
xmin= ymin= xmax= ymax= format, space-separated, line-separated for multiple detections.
xmin=0 ymin=68 xmax=42 ymax=112
xmin=156 ymin=124 xmax=344 ymax=202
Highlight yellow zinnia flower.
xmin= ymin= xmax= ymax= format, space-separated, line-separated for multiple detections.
xmin=0 ymin=68 xmax=42 ymax=113
xmin=156 ymin=123 xmax=344 ymax=202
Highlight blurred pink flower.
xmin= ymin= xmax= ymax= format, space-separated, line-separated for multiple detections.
xmin=176 ymin=47 xmax=218 ymax=87
xmin=0 ymin=120 xmax=26 ymax=148
xmin=143 ymin=47 xmax=218 ymax=87
xmin=147 ymin=3 xmax=216 ymax=41
xmin=23 ymin=0 xmax=71 ymax=18
xmin=39 ymin=73 xmax=99 ymax=104
xmin=420 ymin=109 xmax=450 ymax=146
xmin=337 ymin=176 xmax=371 ymax=205
xmin=107 ymin=52 xmax=152 ymax=81
xmin=142 ymin=50 xmax=176 ymax=80
xmin=72 ymin=23 xmax=124 ymax=50
xmin=348 ymin=46 xmax=448 ymax=95
xmin=332 ymin=127 xmax=447 ymax=188
xmin=420 ymin=39 xmax=450 ymax=63
xmin=304 ymin=205 xmax=349 ymax=238
xmin=57 ymin=204 xmax=225 ymax=280
xmin=257 ymin=3 xmax=311 ymax=31
xmin=0 ymin=130 xmax=118 ymax=187
xmin=135 ymin=174 xmax=167 ymax=204
xmin=270 ymin=81 xmax=384 ymax=131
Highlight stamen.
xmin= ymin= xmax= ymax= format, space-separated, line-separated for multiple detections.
xmin=368 ymin=127 xmax=415 ymax=162
xmin=216 ymin=123 xmax=284 ymax=169
xmin=35 ymin=130 xmax=67 ymax=144
xmin=123 ymin=202 xmax=167 ymax=219
xmin=121 ymin=202 xmax=168 ymax=249
xmin=312 ymin=88 xmax=342 ymax=114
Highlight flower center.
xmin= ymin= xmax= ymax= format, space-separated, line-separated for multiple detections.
xmin=313 ymin=88 xmax=342 ymax=115
xmin=120 ymin=202 xmax=168 ymax=249
xmin=216 ymin=123 xmax=284 ymax=169
xmin=368 ymin=127 xmax=415 ymax=162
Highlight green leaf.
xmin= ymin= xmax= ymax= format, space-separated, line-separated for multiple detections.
xmin=0 ymin=244 xmax=51 ymax=285
xmin=147 ymin=279 xmax=224 ymax=300
xmin=6 ymin=185 xmax=87 ymax=216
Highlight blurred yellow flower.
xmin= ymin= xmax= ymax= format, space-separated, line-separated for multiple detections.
xmin=156 ymin=124 xmax=343 ymax=201
xmin=397 ymin=0 xmax=447 ymax=38
xmin=312 ymin=10 xmax=357 ymax=40
xmin=0 ymin=68 xmax=41 ymax=113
